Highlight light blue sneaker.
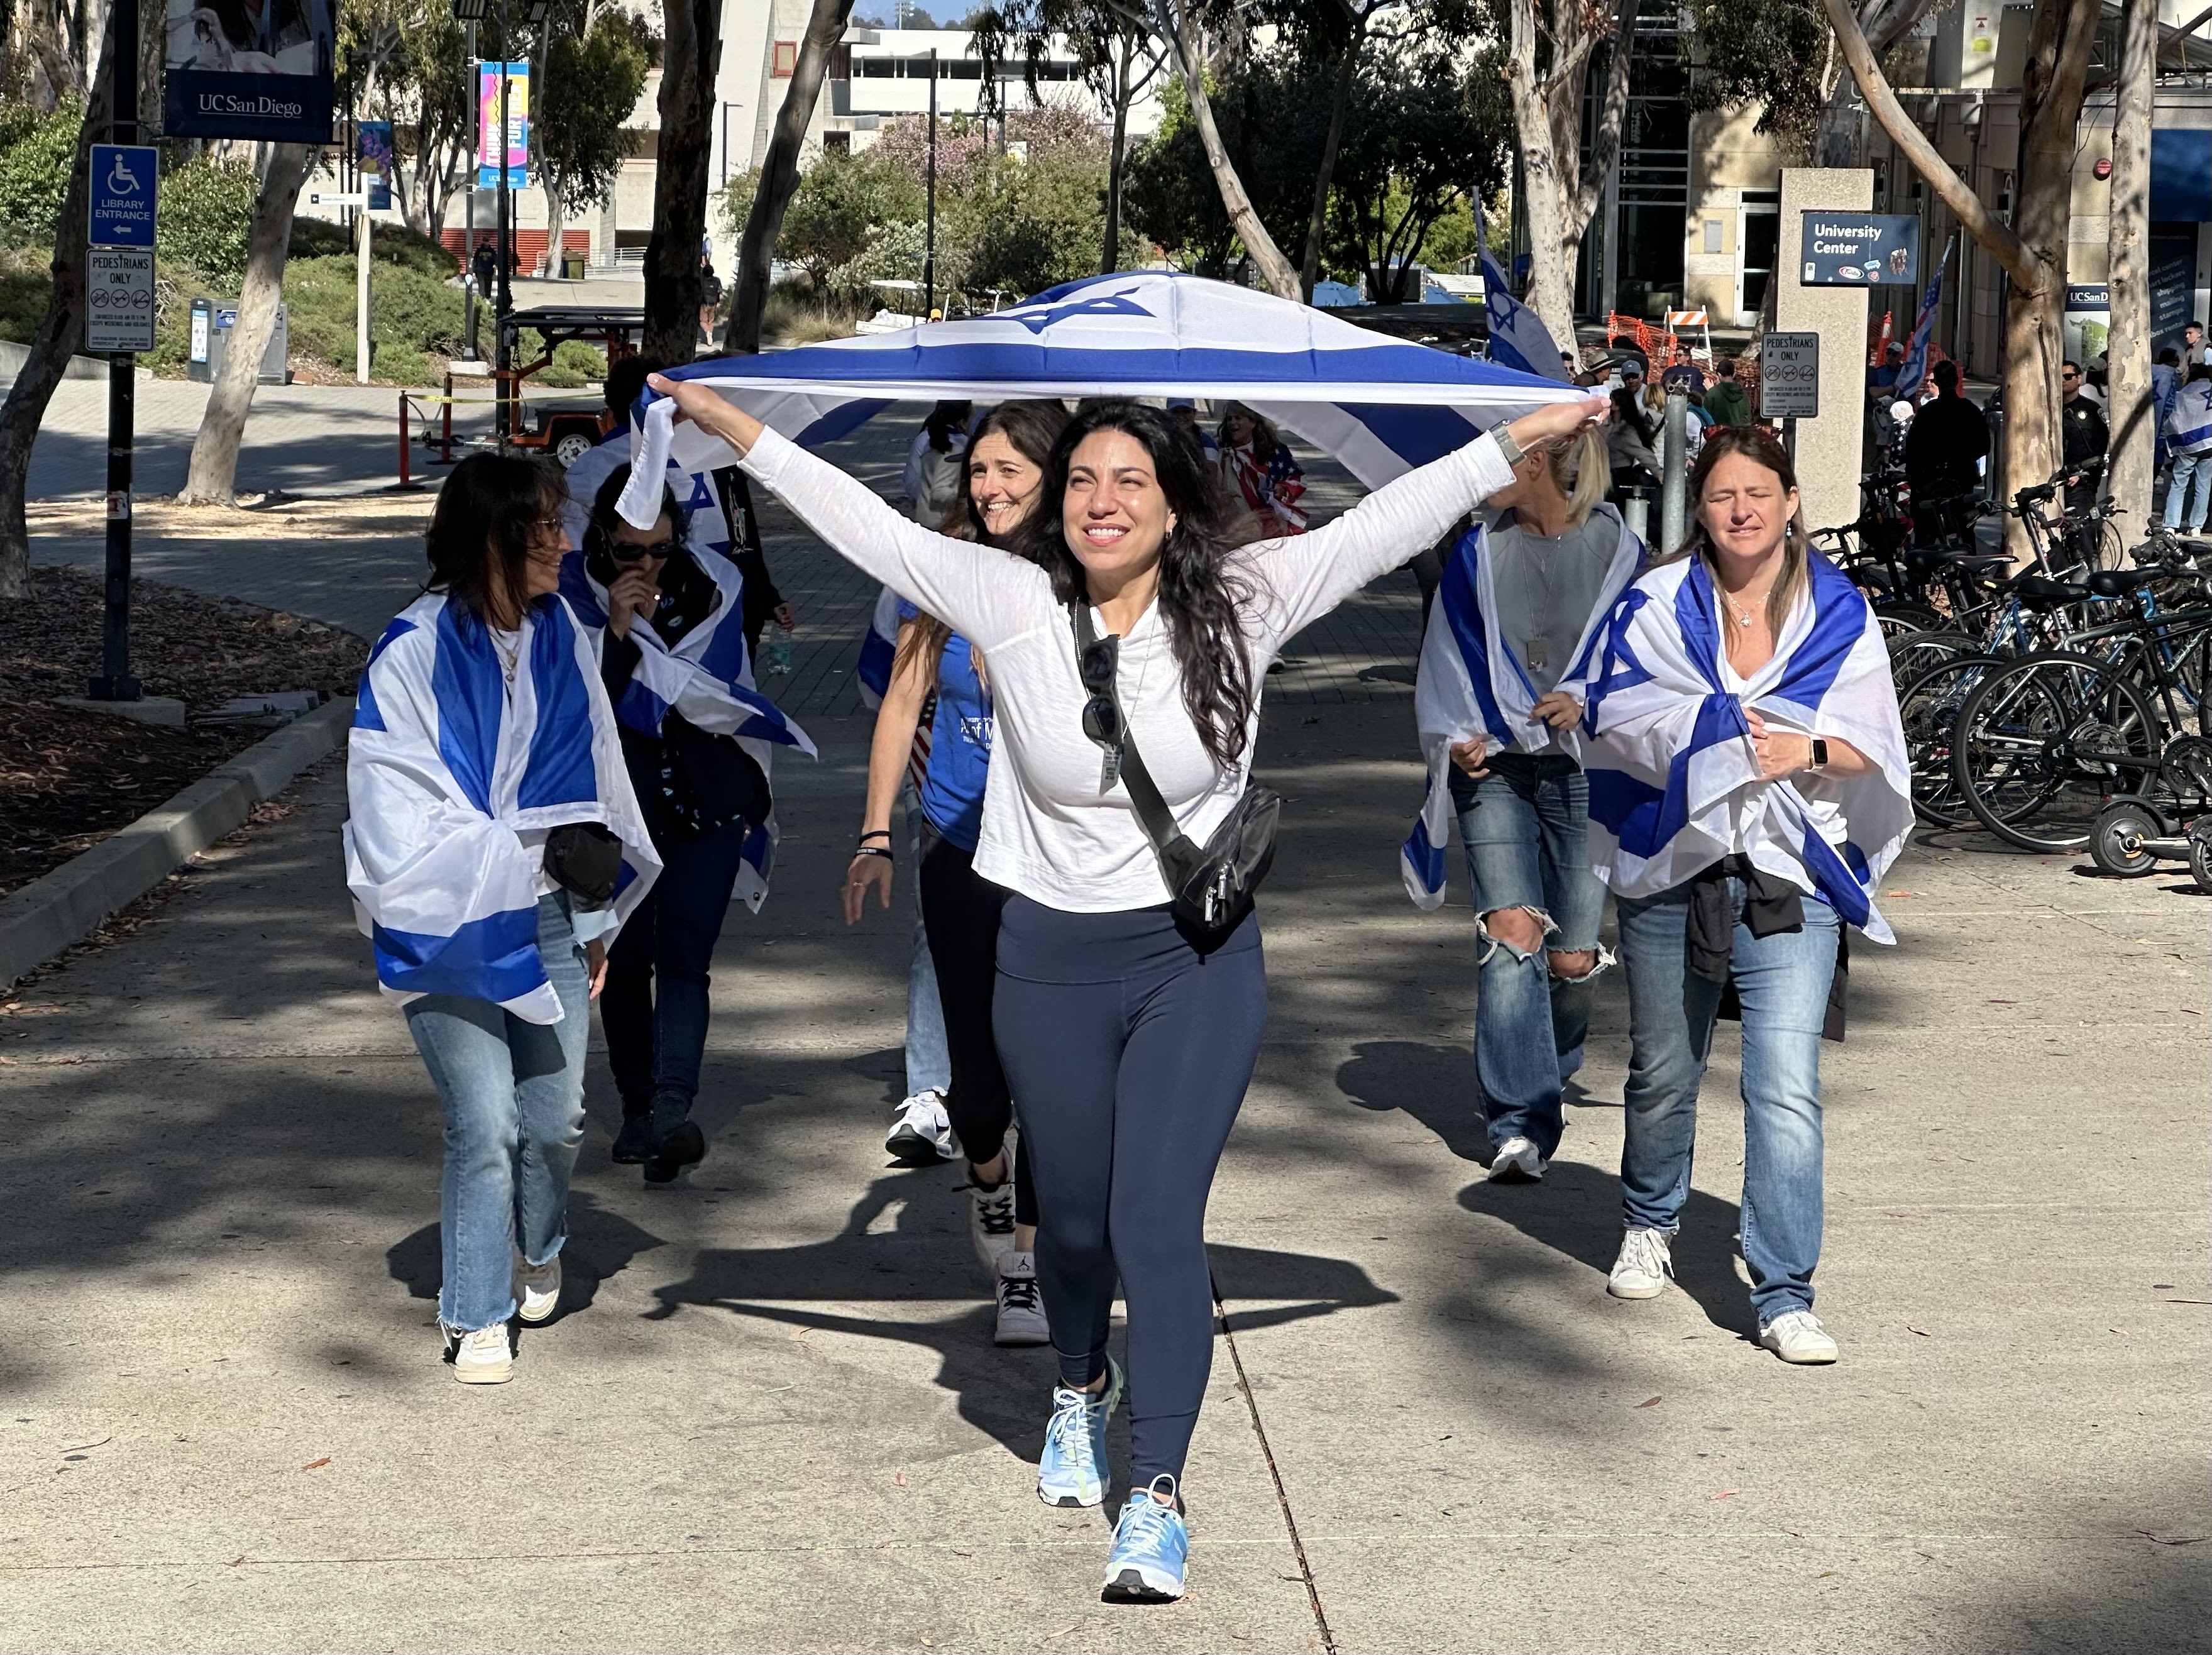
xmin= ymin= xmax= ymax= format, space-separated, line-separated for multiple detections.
xmin=1103 ymin=1475 xmax=1188 ymax=1602
xmin=1035 ymin=1356 xmax=1122 ymax=1508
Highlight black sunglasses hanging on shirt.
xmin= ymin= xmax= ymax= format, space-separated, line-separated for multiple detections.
xmin=1068 ymin=603 xmax=1280 ymax=954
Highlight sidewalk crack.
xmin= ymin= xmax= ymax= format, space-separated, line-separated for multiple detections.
xmin=1213 ymin=1274 xmax=1336 ymax=1654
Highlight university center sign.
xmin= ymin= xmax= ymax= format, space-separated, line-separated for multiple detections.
xmin=1798 ymin=213 xmax=1920 ymax=288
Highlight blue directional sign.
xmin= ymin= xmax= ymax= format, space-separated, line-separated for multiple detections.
xmin=89 ymin=145 xmax=158 ymax=248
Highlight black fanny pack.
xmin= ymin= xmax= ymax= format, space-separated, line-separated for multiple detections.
xmin=1070 ymin=603 xmax=1279 ymax=952
xmin=542 ymin=821 xmax=624 ymax=906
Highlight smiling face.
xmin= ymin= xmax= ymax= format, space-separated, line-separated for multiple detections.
xmin=1221 ymin=407 xmax=1255 ymax=448
xmin=966 ymin=430 xmax=1045 ymax=543
xmin=1062 ymin=427 xmax=1177 ymax=585
xmin=1696 ymin=449 xmax=1798 ymax=568
xmin=521 ymin=510 xmax=570 ymax=600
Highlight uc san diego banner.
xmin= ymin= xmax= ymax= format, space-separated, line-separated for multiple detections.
xmin=163 ymin=0 xmax=335 ymax=141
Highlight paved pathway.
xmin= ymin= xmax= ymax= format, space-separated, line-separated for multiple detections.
xmin=0 ymin=698 xmax=2204 ymax=1652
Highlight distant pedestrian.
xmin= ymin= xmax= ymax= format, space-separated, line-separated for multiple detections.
xmin=2185 ymin=320 xmax=2211 ymax=370
xmin=903 ymin=400 xmax=973 ymax=525
xmin=1702 ymin=358 xmax=1753 ymax=427
xmin=2061 ymin=360 xmax=2108 ymax=510
xmin=2164 ymin=364 xmax=2212 ymax=534
xmin=1904 ymin=361 xmax=1989 ymax=544
xmin=344 ymin=454 xmax=660 ymax=1383
xmin=1218 ymin=400 xmax=1307 ymax=539
xmin=1581 ymin=424 xmax=1910 ymax=1367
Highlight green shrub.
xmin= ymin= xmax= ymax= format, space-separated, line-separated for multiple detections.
xmin=538 ymin=338 xmax=606 ymax=388
xmin=289 ymin=215 xmax=461 ymax=278
xmin=0 ymin=99 xmax=81 ymax=248
xmin=154 ymin=159 xmax=258 ymax=282
xmin=0 ymin=243 xmax=50 ymax=344
xmin=372 ymin=342 xmax=437 ymax=385
xmin=282 ymin=253 xmax=466 ymax=377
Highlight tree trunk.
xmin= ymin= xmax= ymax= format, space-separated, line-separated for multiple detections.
xmin=727 ymin=0 xmax=856 ymax=355
xmin=643 ymin=0 xmax=723 ymax=366
xmin=1299 ymin=21 xmax=1362 ymax=302
xmin=1505 ymin=0 xmax=1576 ymax=344
xmin=179 ymin=143 xmax=312 ymax=506
xmin=1102 ymin=42 xmax=1131 ymax=275
xmin=1155 ymin=0 xmax=1299 ymax=300
xmin=0 ymin=8 xmax=114 ymax=601
xmin=542 ymin=180 xmax=568 ymax=281
xmin=2105 ymin=0 xmax=2156 ymax=553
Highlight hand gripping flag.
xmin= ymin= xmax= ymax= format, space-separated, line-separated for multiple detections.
xmin=613 ymin=269 xmax=1585 ymax=531
xmin=344 ymin=593 xmax=661 ymax=1021
xmin=1400 ymin=508 xmax=1642 ymax=908
xmin=1578 ymin=553 xmax=1912 ymax=940
xmin=558 ymin=541 xmax=815 ymax=911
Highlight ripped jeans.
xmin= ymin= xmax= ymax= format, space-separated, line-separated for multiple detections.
xmin=1450 ymin=754 xmax=1608 ymax=1157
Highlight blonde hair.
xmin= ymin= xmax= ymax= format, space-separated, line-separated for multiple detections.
xmin=1555 ymin=426 xmax=1612 ymax=525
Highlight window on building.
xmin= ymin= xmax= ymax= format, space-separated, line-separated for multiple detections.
xmin=859 ymin=56 xmax=896 ymax=76
xmin=823 ymin=131 xmax=850 ymax=154
xmin=773 ymin=40 xmax=798 ymax=77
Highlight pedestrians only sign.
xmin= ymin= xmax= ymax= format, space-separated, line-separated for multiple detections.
xmin=85 ymin=247 xmax=155 ymax=354
xmin=89 ymin=145 xmax=158 ymax=248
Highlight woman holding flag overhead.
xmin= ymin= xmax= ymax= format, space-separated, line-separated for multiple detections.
xmin=1401 ymin=424 xmax=1641 ymax=1182
xmin=1578 ymin=426 xmax=1910 ymax=1365
xmin=344 ymin=455 xmax=660 ymax=1383
xmin=643 ymin=369 xmax=1602 ymax=1603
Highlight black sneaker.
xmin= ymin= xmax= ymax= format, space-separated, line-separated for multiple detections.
xmin=643 ymin=1092 xmax=707 ymax=1185
xmin=611 ymin=1110 xmax=657 ymax=1164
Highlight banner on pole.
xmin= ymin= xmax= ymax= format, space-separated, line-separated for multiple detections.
xmin=160 ymin=0 xmax=336 ymax=141
xmin=358 ymin=119 xmax=394 ymax=211
xmin=476 ymin=63 xmax=530 ymax=190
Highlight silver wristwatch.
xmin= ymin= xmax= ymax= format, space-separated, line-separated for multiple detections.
xmin=1487 ymin=421 xmax=1527 ymax=470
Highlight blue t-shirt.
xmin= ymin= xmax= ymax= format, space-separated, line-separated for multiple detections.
xmin=900 ymin=601 xmax=994 ymax=851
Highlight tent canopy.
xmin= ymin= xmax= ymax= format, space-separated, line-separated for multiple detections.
xmin=619 ymin=270 xmax=1592 ymax=528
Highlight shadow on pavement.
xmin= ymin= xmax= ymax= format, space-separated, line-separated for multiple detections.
xmin=385 ymin=1192 xmax=669 ymax=1323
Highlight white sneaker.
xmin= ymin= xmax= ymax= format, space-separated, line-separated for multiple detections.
xmin=1607 ymin=1227 xmax=1674 ymax=1300
xmin=1488 ymin=1136 xmax=1547 ymax=1182
xmin=969 ymin=1177 xmax=1018 ymax=1271
xmin=449 ymin=1324 xmax=514 ymax=1384
xmin=994 ymin=1251 xmax=1050 ymax=1346
xmin=885 ymin=1089 xmax=957 ymax=1162
xmin=1759 ymin=1309 xmax=1840 ymax=1365
xmin=515 ymin=1254 xmax=561 ymax=1324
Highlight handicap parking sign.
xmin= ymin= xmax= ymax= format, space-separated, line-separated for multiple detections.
xmin=90 ymin=145 xmax=158 ymax=248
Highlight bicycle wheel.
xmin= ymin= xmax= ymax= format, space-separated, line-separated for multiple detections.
xmin=1888 ymin=627 xmax=1980 ymax=691
xmin=1951 ymin=651 xmax=2165 ymax=852
xmin=1898 ymin=653 xmax=2003 ymax=827
xmin=1874 ymin=602 xmax=1945 ymax=641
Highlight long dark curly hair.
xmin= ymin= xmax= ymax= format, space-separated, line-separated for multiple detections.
xmin=1014 ymin=399 xmax=1257 ymax=769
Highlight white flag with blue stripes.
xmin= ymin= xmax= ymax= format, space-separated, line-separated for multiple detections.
xmin=1578 ymin=553 xmax=1912 ymax=940
xmin=614 ymin=269 xmax=1582 ymax=530
xmin=856 ymin=585 xmax=904 ymax=710
xmin=559 ymin=542 xmax=815 ymax=911
xmin=1400 ymin=509 xmax=1642 ymax=908
xmin=1474 ymin=201 xmax=1570 ymax=384
xmin=344 ymin=592 xmax=661 ymax=1021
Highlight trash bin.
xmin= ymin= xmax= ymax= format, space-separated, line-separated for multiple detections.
xmin=561 ymin=248 xmax=586 ymax=280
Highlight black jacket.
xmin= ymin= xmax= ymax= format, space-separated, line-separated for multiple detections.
xmin=1905 ymin=391 xmax=1991 ymax=501
xmin=2061 ymin=396 xmax=2109 ymax=473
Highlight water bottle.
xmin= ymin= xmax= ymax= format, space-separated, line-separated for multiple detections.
xmin=763 ymin=630 xmax=793 ymax=676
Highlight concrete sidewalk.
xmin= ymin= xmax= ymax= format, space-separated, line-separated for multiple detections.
xmin=0 ymin=702 xmax=2204 ymax=1654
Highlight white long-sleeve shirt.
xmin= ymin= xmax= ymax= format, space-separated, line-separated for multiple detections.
xmin=743 ymin=425 xmax=1516 ymax=910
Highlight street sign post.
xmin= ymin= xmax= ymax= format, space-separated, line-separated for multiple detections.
xmin=86 ymin=12 xmax=150 ymax=703
xmin=1759 ymin=331 xmax=1821 ymax=418
xmin=85 ymin=248 xmax=155 ymax=353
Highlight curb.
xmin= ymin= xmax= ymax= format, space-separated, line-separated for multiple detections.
xmin=0 ymin=696 xmax=353 ymax=988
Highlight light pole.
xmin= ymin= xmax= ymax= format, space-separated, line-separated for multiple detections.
xmin=924 ymin=47 xmax=937 ymax=320
xmin=453 ymin=0 xmax=487 ymax=360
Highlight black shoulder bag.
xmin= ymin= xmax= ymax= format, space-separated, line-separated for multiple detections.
xmin=1070 ymin=603 xmax=1280 ymax=953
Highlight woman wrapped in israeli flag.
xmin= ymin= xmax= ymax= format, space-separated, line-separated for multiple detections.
xmin=558 ymin=464 xmax=815 ymax=1185
xmin=1576 ymin=424 xmax=1910 ymax=1366
xmin=1400 ymin=422 xmax=1641 ymax=1185
xmin=344 ymin=454 xmax=661 ymax=1385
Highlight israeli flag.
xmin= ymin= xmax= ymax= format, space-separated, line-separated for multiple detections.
xmin=1474 ymin=197 xmax=1570 ymax=383
xmin=559 ymin=542 xmax=815 ymax=912
xmin=344 ymin=593 xmax=661 ymax=1022
xmin=1578 ymin=553 xmax=1912 ymax=941
xmin=1401 ymin=509 xmax=1642 ymax=908
xmin=614 ymin=269 xmax=1585 ymax=530
xmin=856 ymin=585 xmax=904 ymax=710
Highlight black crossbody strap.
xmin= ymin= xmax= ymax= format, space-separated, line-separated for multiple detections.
xmin=1070 ymin=603 xmax=1196 ymax=860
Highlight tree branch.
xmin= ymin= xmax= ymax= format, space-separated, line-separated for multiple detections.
xmin=1819 ymin=0 xmax=2039 ymax=288
xmin=1570 ymin=0 xmax=1639 ymax=231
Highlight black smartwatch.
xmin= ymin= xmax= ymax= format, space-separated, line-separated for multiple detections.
xmin=1809 ymin=737 xmax=1830 ymax=771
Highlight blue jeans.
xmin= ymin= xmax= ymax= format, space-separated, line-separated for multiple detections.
xmin=903 ymin=786 xmax=951 ymax=1097
xmin=2167 ymin=451 xmax=2212 ymax=531
xmin=1615 ymin=877 xmax=1839 ymax=1326
xmin=404 ymin=893 xmax=590 ymax=1333
xmin=1450 ymin=754 xmax=1607 ymax=1157
xmin=602 ymin=817 xmax=749 ymax=1113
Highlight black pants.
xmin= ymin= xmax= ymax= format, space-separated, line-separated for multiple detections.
xmin=992 ymin=896 xmax=1268 ymax=1487
xmin=602 ymin=818 xmax=748 ymax=1115
xmin=917 ymin=827 xmax=1035 ymax=1226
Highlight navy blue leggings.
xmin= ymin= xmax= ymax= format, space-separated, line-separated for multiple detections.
xmin=991 ymin=896 xmax=1268 ymax=1487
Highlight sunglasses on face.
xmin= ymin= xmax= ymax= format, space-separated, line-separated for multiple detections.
xmin=1078 ymin=632 xmax=1124 ymax=747
xmin=608 ymin=532 xmax=677 ymax=565
xmin=2062 ymin=371 xmax=2080 ymax=382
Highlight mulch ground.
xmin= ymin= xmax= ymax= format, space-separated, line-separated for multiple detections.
xmin=0 ymin=566 xmax=366 ymax=897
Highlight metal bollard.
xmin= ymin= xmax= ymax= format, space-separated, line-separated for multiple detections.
xmin=398 ymin=392 xmax=411 ymax=488
xmin=1661 ymin=388 xmax=1689 ymax=555
xmin=1622 ymin=487 xmax=1652 ymax=544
